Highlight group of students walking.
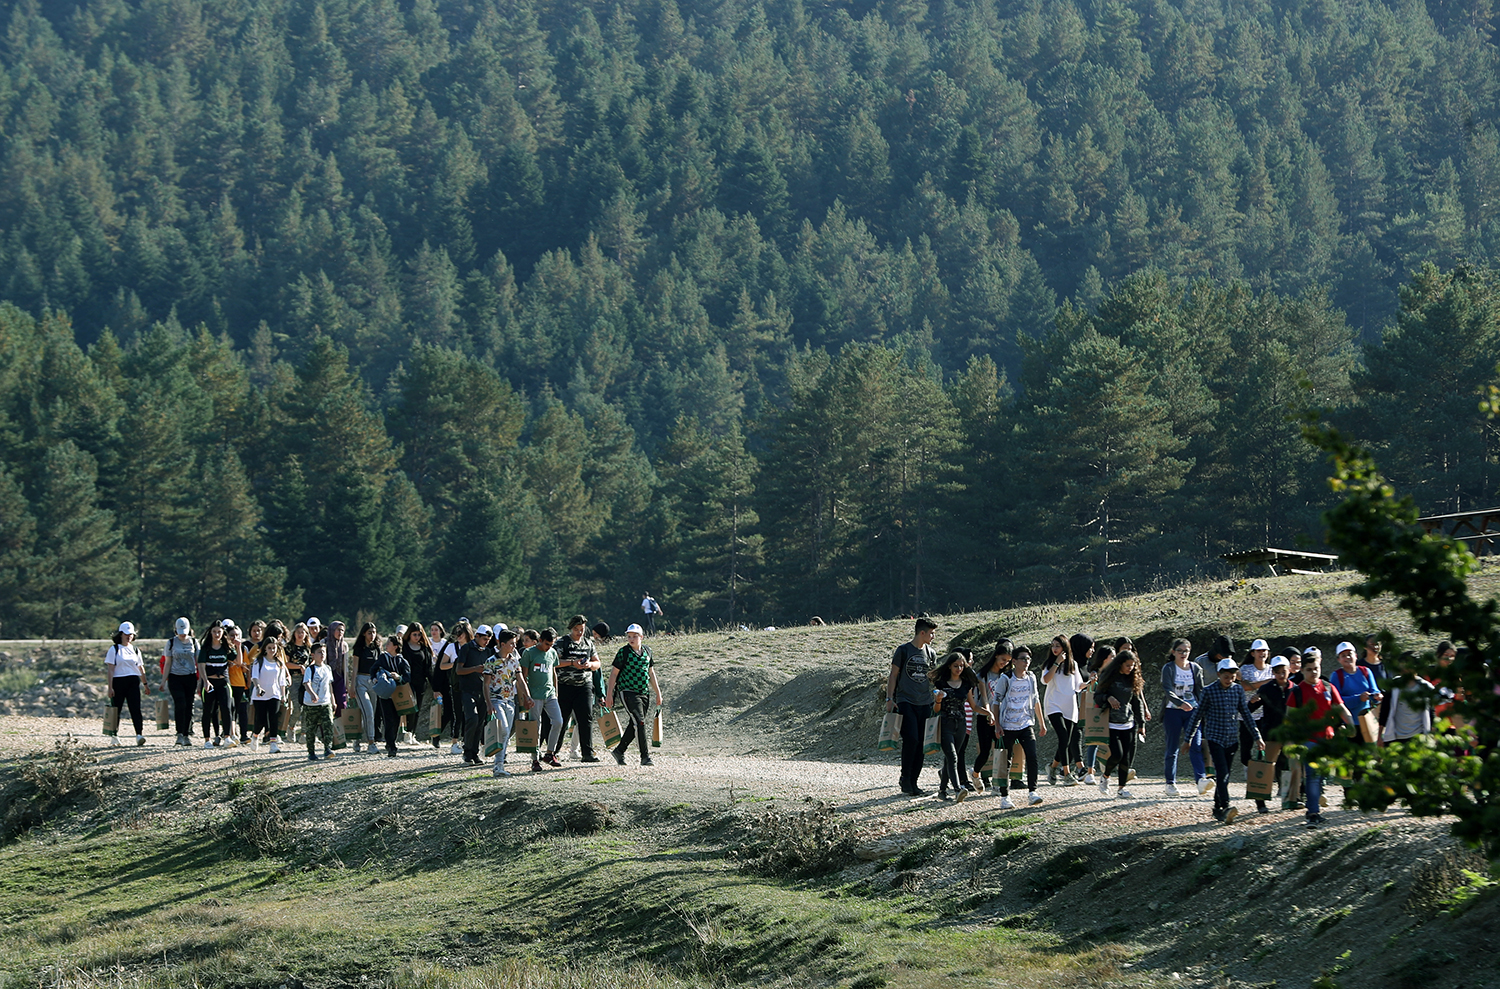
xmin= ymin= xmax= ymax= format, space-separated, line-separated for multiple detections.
xmin=888 ymin=620 xmax=1448 ymax=826
xmin=102 ymin=612 xmax=665 ymax=777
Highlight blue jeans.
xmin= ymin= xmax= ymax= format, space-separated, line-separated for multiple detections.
xmin=1162 ymin=707 xmax=1205 ymax=784
xmin=489 ymin=698 xmax=515 ymax=769
xmin=354 ymin=674 xmax=377 ymax=741
xmin=1303 ymin=743 xmax=1323 ymax=819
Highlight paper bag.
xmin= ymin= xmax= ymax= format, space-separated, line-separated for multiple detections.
xmin=1245 ymin=754 xmax=1276 ymax=800
xmin=278 ymin=701 xmax=291 ymax=735
xmin=154 ymin=697 xmax=170 ymax=731
xmin=483 ymin=717 xmax=502 ymax=757
xmin=1012 ymin=742 xmax=1025 ymax=777
xmin=597 ymin=708 xmax=623 ymax=749
xmin=340 ymin=705 xmax=362 ymax=737
xmin=331 ymin=717 xmax=348 ymax=749
xmin=514 ymin=714 xmax=540 ymax=753
xmin=922 ymin=715 xmax=940 ymax=756
xmin=1084 ymin=701 xmax=1111 ymax=747
xmin=1357 ymin=711 xmax=1379 ymax=744
xmin=391 ymin=683 xmax=418 ymax=715
xmin=991 ymin=742 xmax=1010 ymax=779
xmin=878 ymin=711 xmax=903 ymax=752
xmin=652 ymin=710 xmax=663 ymax=747
xmin=103 ymin=703 xmax=121 ymax=737
xmin=427 ymin=696 xmax=444 ymax=739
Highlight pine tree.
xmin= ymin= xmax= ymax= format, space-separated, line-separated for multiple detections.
xmin=0 ymin=467 xmax=37 ymax=637
xmin=428 ymin=484 xmax=536 ymax=624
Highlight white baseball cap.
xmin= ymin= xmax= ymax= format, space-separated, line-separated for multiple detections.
xmin=307 ymin=617 xmax=322 ymax=628
xmin=476 ymin=624 xmax=493 ymax=637
xmin=175 ymin=617 xmax=191 ymax=635
xmin=1269 ymin=656 xmax=1289 ymax=669
xmin=626 ymin=623 xmax=644 ymax=635
xmin=1250 ymin=639 xmax=1269 ymax=652
xmin=118 ymin=621 xmax=136 ymax=635
xmin=1216 ymin=658 xmax=1237 ymax=671
xmin=1336 ymin=641 xmax=1357 ymax=657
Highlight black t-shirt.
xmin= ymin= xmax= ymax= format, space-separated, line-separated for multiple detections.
xmin=402 ymin=643 xmax=432 ymax=692
xmin=199 ymin=642 xmax=234 ymax=679
xmin=555 ymin=635 xmax=597 ymax=688
xmin=285 ymin=642 xmax=310 ymax=674
xmin=891 ymin=642 xmax=935 ymax=706
xmin=455 ymin=641 xmax=494 ymax=690
xmin=354 ymin=641 xmax=380 ymax=677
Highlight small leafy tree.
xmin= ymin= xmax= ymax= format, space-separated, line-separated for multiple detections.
xmin=1292 ymin=422 xmax=1500 ymax=860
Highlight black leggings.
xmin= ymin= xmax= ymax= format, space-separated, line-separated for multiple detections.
xmin=110 ymin=675 xmax=144 ymax=734
xmin=202 ymin=679 xmax=230 ymax=738
xmin=998 ymin=726 xmax=1038 ymax=794
xmin=1104 ymin=727 xmax=1138 ymax=786
xmin=971 ymin=716 xmax=995 ymax=778
xmin=253 ymin=698 xmax=282 ymax=739
xmin=168 ymin=673 xmax=198 ymax=737
xmin=232 ymin=685 xmax=251 ymax=740
xmin=1048 ymin=712 xmax=1081 ymax=766
xmin=939 ymin=718 xmax=969 ymax=792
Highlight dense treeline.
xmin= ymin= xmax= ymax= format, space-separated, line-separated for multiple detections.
xmin=2 ymin=0 xmax=1500 ymax=634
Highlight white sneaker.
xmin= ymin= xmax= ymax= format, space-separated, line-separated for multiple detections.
xmin=1028 ymin=791 xmax=1043 ymax=806
xmin=269 ymin=741 xmax=280 ymax=754
xmin=109 ymin=735 xmax=121 ymax=747
xmin=1084 ymin=773 xmax=1096 ymax=786
xmin=1098 ymin=777 xmax=1109 ymax=795
xmin=250 ymin=738 xmax=260 ymax=752
xmin=1118 ymin=788 xmax=1133 ymax=799
xmin=493 ymin=768 xmax=510 ymax=778
xmin=1165 ymin=784 xmax=1180 ymax=797
xmin=204 ymin=739 xmax=214 ymax=750
xmin=136 ymin=734 xmax=146 ymax=746
xmin=999 ymin=795 xmax=1014 ymax=809
xmin=1198 ymin=778 xmax=1213 ymax=796
xmin=450 ymin=742 xmax=462 ymax=755
xmin=222 ymin=737 xmax=238 ymax=748
xmin=1127 ymin=768 xmax=1136 ymax=782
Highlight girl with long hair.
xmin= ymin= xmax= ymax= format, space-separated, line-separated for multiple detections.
xmin=250 ymin=637 xmax=289 ymax=753
xmin=930 ymin=651 xmax=981 ymax=801
xmin=1041 ymin=635 xmax=1087 ymax=785
xmin=971 ymin=640 xmax=1013 ymax=791
xmin=285 ymin=623 xmax=313 ymax=742
xmin=197 ymin=621 xmax=235 ymax=747
xmin=1160 ymin=638 xmax=1207 ymax=797
xmin=1093 ymin=649 xmax=1150 ymax=798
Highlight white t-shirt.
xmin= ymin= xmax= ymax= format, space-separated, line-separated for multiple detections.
xmin=1239 ymin=664 xmax=1273 ymax=721
xmin=1000 ymin=673 xmax=1038 ymax=731
xmin=105 ymin=644 xmax=145 ymax=678
xmin=1044 ymin=669 xmax=1083 ymax=720
xmin=984 ymin=670 xmax=1007 ymax=716
xmin=1173 ymin=664 xmax=1197 ymax=708
xmin=252 ymin=659 xmax=287 ymax=700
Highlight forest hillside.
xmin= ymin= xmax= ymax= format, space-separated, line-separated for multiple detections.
xmin=2 ymin=0 xmax=1500 ymax=634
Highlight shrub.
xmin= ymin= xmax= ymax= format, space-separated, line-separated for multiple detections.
xmin=729 ymin=801 xmax=859 ymax=877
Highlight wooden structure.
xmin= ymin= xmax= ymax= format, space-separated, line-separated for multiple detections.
xmin=1416 ymin=508 xmax=1500 ymax=556
xmin=1221 ymin=547 xmax=1341 ymax=577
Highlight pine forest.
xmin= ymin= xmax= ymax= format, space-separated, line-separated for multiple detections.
xmin=2 ymin=0 xmax=1500 ymax=635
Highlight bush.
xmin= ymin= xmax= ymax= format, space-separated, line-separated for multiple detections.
xmin=2 ymin=737 xmax=104 ymax=840
xmin=729 ymin=801 xmax=859 ymax=877
xmin=213 ymin=779 xmax=293 ymax=857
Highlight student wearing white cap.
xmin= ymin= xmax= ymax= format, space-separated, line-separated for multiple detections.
xmin=1330 ymin=641 xmax=1382 ymax=768
xmin=1185 ymin=659 xmax=1261 ymax=823
xmin=1237 ymin=639 xmax=1275 ymax=801
xmin=162 ymin=617 xmax=200 ymax=746
xmin=104 ymin=622 xmax=152 ymax=746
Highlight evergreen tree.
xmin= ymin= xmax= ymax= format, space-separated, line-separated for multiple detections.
xmin=0 ymin=468 xmax=37 ymax=637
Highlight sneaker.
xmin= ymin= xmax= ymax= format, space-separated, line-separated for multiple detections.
xmin=324 ymin=747 xmax=333 ymax=758
xmin=1283 ymin=799 xmax=1304 ymax=811
xmin=136 ymin=734 xmax=146 ymax=746
xmin=269 ymin=741 xmax=280 ymax=754
xmin=955 ymin=789 xmax=968 ymax=803
xmin=352 ymin=741 xmax=361 ymax=753
xmin=612 ymin=749 xmax=626 ymax=766
xmin=109 ymin=735 xmax=122 ymax=747
xmin=307 ymin=753 xmax=318 ymax=762
xmin=1165 ymin=783 xmax=1180 ymax=797
xmin=1084 ymin=773 xmax=1097 ymax=786
xmin=1126 ymin=768 xmax=1136 ymax=782
xmin=493 ymin=768 xmax=510 ymax=778
xmin=1098 ymin=777 xmax=1109 ymax=795
xmin=1028 ymin=791 xmax=1043 ymax=806
xmin=1047 ymin=765 xmax=1058 ymax=786
xmin=1061 ymin=774 xmax=1077 ymax=787
xmin=641 ymin=756 xmax=654 ymax=766
xmin=1255 ymin=800 xmax=1269 ymax=814
xmin=203 ymin=739 xmax=214 ymax=750
xmin=532 ymin=760 xmax=545 ymax=772
xmin=962 ymin=781 xmax=976 ymax=792
xmin=1224 ymin=807 xmax=1239 ymax=825
xmin=222 ymin=736 xmax=238 ymax=748
xmin=450 ymin=742 xmax=462 ymax=755
xmin=938 ymin=789 xmax=952 ymax=802
xmin=581 ymin=755 xmax=601 ymax=763
xmin=1117 ymin=788 xmax=1133 ymax=799
xmin=1306 ymin=813 xmax=1323 ymax=827
xmin=250 ymin=738 xmax=260 ymax=752
xmin=999 ymin=795 xmax=1014 ymax=809
xmin=909 ymin=787 xmax=929 ymax=797
xmin=543 ymin=752 xmax=562 ymax=767
xmin=1212 ymin=807 xmax=1226 ymax=822
xmin=1198 ymin=778 xmax=1213 ymax=796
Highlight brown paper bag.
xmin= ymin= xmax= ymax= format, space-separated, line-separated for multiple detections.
xmin=391 ymin=683 xmax=418 ymax=715
xmin=340 ymin=705 xmax=362 ymax=737
xmin=1357 ymin=711 xmax=1379 ymax=744
xmin=102 ymin=703 xmax=121 ymax=737
xmin=278 ymin=701 xmax=291 ymax=735
xmin=514 ymin=714 xmax=540 ymax=753
xmin=877 ymin=711 xmax=902 ymax=752
xmin=331 ymin=717 xmax=348 ymax=749
xmin=922 ymin=716 xmax=940 ymax=756
xmin=1245 ymin=755 xmax=1276 ymax=800
xmin=154 ymin=697 xmax=170 ymax=731
xmin=483 ymin=717 xmax=502 ymax=757
xmin=991 ymin=742 xmax=1010 ymax=779
xmin=597 ymin=708 xmax=623 ymax=748
xmin=426 ymin=696 xmax=444 ymax=739
xmin=652 ymin=710 xmax=663 ymax=748
xmin=1083 ymin=701 xmax=1111 ymax=747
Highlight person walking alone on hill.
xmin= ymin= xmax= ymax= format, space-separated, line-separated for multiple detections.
xmin=641 ymin=593 xmax=663 ymax=636
xmin=105 ymin=621 xmax=151 ymax=747
xmin=887 ymin=618 xmax=939 ymax=797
